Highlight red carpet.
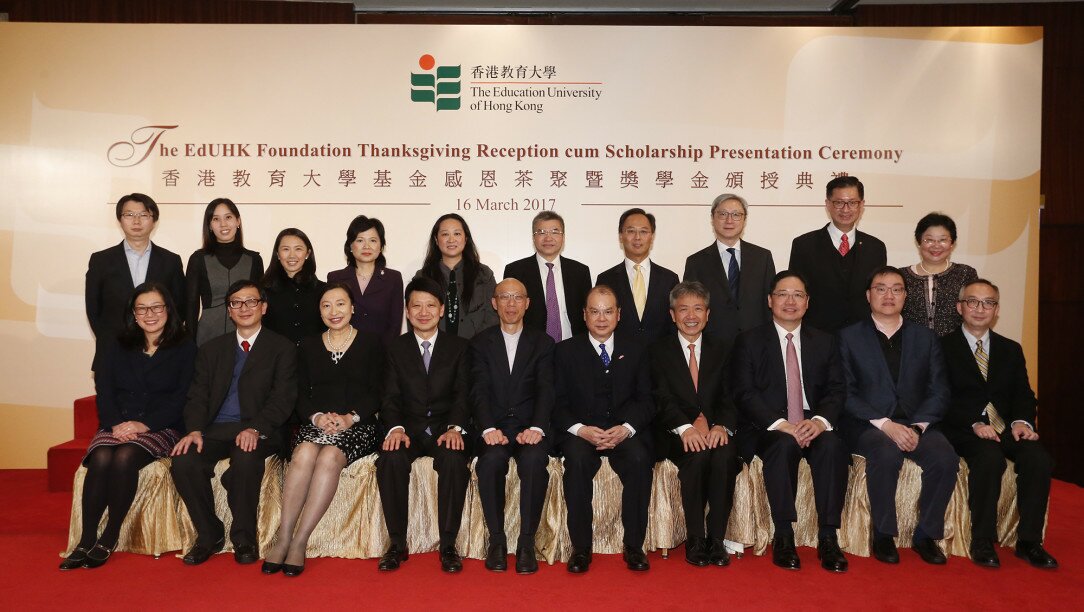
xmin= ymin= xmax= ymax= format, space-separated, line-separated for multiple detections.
xmin=2 ymin=469 xmax=1080 ymax=611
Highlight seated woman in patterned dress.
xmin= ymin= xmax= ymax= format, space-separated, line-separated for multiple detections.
xmin=262 ymin=283 xmax=384 ymax=577
xmin=61 ymin=282 xmax=196 ymax=570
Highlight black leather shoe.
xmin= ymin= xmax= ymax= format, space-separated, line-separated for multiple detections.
xmin=485 ymin=542 xmax=508 ymax=572
xmin=708 ymin=537 xmax=731 ymax=567
xmin=566 ymin=548 xmax=592 ymax=574
xmin=969 ymin=538 xmax=1000 ymax=568
xmin=261 ymin=560 xmax=283 ymax=574
xmin=623 ymin=545 xmax=650 ymax=571
xmin=183 ymin=537 xmax=225 ymax=566
xmin=1015 ymin=541 xmax=1058 ymax=569
xmin=234 ymin=544 xmax=259 ymax=565
xmin=912 ymin=537 xmax=947 ymax=565
xmin=282 ymin=562 xmax=305 ymax=577
xmin=515 ymin=544 xmax=538 ymax=575
xmin=377 ymin=544 xmax=408 ymax=571
xmin=685 ymin=537 xmax=709 ymax=567
xmin=817 ymin=535 xmax=848 ymax=573
xmin=772 ymin=535 xmax=801 ymax=570
xmin=59 ymin=547 xmax=90 ymax=571
xmin=871 ymin=535 xmax=899 ymax=564
xmin=440 ymin=544 xmax=463 ymax=573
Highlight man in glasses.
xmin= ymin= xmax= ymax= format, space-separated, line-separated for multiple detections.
xmin=788 ymin=176 xmax=887 ymax=332
xmin=470 ymin=278 xmax=555 ymax=574
xmin=941 ymin=279 xmax=1057 ymax=569
xmin=170 ymin=279 xmax=298 ymax=566
xmin=684 ymin=193 xmax=776 ymax=346
xmin=837 ymin=266 xmax=958 ymax=565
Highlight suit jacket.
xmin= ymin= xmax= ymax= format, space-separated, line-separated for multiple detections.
xmin=469 ymin=325 xmax=555 ymax=436
xmin=94 ymin=339 xmax=197 ymax=432
xmin=552 ymin=333 xmax=654 ymax=444
xmin=729 ymin=322 xmax=845 ymax=433
xmin=838 ymin=318 xmax=949 ymax=426
xmin=183 ymin=327 xmax=298 ymax=446
xmin=596 ymin=260 xmax=679 ymax=346
xmin=941 ymin=329 xmax=1037 ymax=433
xmin=788 ymin=224 xmax=887 ymax=333
xmin=326 ymin=265 xmax=404 ymax=343
xmin=650 ymin=332 xmax=735 ymax=458
xmin=381 ymin=331 xmax=470 ymax=437
xmin=683 ymin=240 xmax=775 ymax=346
xmin=85 ymin=241 xmax=185 ymax=370
xmin=503 ymin=255 xmax=592 ymax=337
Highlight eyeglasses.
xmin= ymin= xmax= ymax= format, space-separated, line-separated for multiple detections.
xmin=921 ymin=238 xmax=953 ymax=247
xmin=714 ymin=211 xmax=746 ymax=221
xmin=771 ymin=291 xmax=808 ymax=301
xmin=121 ymin=212 xmax=153 ymax=220
xmin=133 ymin=304 xmax=166 ymax=316
xmin=533 ymin=228 xmax=564 ymax=236
xmin=829 ymin=200 xmax=863 ymax=210
xmin=227 ymin=298 xmax=263 ymax=310
xmin=495 ymin=293 xmax=527 ymax=303
xmin=959 ymin=298 xmax=998 ymax=310
xmin=870 ymin=285 xmax=905 ymax=296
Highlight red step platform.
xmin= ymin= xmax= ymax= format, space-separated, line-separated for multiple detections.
xmin=46 ymin=396 xmax=98 ymax=492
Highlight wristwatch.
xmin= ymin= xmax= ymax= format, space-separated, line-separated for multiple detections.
xmin=909 ymin=424 xmax=923 ymax=436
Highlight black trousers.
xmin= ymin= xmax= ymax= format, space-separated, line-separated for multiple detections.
xmin=558 ymin=434 xmax=652 ymax=550
xmin=475 ymin=434 xmax=551 ymax=548
xmin=375 ymin=433 xmax=469 ymax=548
xmin=945 ymin=428 xmax=1053 ymax=543
xmin=670 ymin=438 xmax=739 ymax=539
xmin=742 ymin=429 xmax=849 ymax=530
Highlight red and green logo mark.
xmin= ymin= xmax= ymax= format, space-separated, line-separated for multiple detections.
xmin=411 ymin=54 xmax=461 ymax=111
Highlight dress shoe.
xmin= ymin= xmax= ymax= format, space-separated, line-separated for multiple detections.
xmin=708 ymin=537 xmax=731 ymax=567
xmin=183 ymin=538 xmax=225 ymax=566
xmin=515 ymin=544 xmax=538 ymax=575
xmin=623 ymin=545 xmax=650 ymax=571
xmin=59 ymin=547 xmax=90 ymax=571
xmin=485 ymin=542 xmax=508 ymax=572
xmin=377 ymin=544 xmax=408 ymax=571
xmin=83 ymin=542 xmax=117 ymax=569
xmin=282 ymin=562 xmax=305 ymax=577
xmin=261 ymin=560 xmax=283 ymax=574
xmin=234 ymin=544 xmax=259 ymax=565
xmin=772 ymin=535 xmax=801 ymax=570
xmin=969 ymin=538 xmax=1000 ymax=568
xmin=439 ymin=544 xmax=463 ymax=573
xmin=871 ymin=535 xmax=899 ymax=564
xmin=1015 ymin=541 xmax=1058 ymax=569
xmin=817 ymin=535 xmax=848 ymax=573
xmin=912 ymin=537 xmax=947 ymax=565
xmin=566 ymin=548 xmax=592 ymax=574
xmin=684 ymin=537 xmax=709 ymax=567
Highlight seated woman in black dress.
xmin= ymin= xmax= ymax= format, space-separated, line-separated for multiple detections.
xmin=262 ymin=228 xmax=325 ymax=344
xmin=326 ymin=215 xmax=404 ymax=343
xmin=262 ymin=283 xmax=384 ymax=577
xmin=60 ymin=282 xmax=196 ymax=570
xmin=415 ymin=213 xmax=497 ymax=339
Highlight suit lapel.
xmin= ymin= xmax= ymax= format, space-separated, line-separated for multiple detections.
xmin=769 ymin=324 xmax=789 ymax=391
xmin=708 ymin=244 xmax=734 ymax=302
xmin=111 ymin=242 xmax=136 ymax=292
xmin=509 ymin=329 xmax=531 ymax=380
xmin=862 ymin=319 xmax=896 ymax=389
xmin=642 ymin=264 xmax=667 ymax=323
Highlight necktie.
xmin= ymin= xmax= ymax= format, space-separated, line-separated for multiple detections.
xmin=688 ymin=343 xmax=699 ymax=392
xmin=422 ymin=339 xmax=433 ymax=434
xmin=839 ymin=233 xmax=850 ymax=256
xmin=974 ymin=340 xmax=1006 ymax=433
xmin=445 ymin=273 xmax=460 ymax=335
xmin=785 ymin=333 xmax=803 ymax=424
xmin=726 ymin=247 xmax=740 ymax=301
xmin=241 ymin=340 xmax=250 ymax=352
xmin=632 ymin=263 xmax=647 ymax=320
xmin=599 ymin=343 xmax=611 ymax=368
xmin=544 ymin=262 xmax=562 ymax=343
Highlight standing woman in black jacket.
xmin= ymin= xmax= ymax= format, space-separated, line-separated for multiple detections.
xmin=262 ymin=228 xmax=325 ymax=345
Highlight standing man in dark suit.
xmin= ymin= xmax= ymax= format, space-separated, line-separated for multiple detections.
xmin=788 ymin=176 xmax=887 ymax=333
xmin=170 ymin=279 xmax=298 ymax=566
xmin=650 ymin=281 xmax=739 ymax=568
xmin=941 ymin=279 xmax=1057 ymax=569
xmin=838 ymin=266 xmax=958 ymax=565
xmin=554 ymin=285 xmax=654 ymax=573
xmin=86 ymin=193 xmax=185 ymax=370
xmin=684 ymin=193 xmax=775 ymax=346
xmin=503 ymin=211 xmax=592 ymax=343
xmin=471 ymin=278 xmax=555 ymax=575
xmin=730 ymin=271 xmax=849 ymax=572
xmin=376 ymin=277 xmax=471 ymax=573
xmin=596 ymin=208 xmax=680 ymax=346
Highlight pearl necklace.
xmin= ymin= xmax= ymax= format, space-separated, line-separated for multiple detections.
xmin=326 ymin=326 xmax=355 ymax=364
xmin=917 ymin=261 xmax=951 ymax=276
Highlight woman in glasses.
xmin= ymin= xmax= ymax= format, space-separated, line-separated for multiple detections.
xmin=262 ymin=228 xmax=326 ymax=345
xmin=61 ymin=283 xmax=196 ymax=570
xmin=415 ymin=213 xmax=497 ymax=339
xmin=900 ymin=213 xmax=978 ymax=337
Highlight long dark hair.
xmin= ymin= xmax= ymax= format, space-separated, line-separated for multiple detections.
xmin=201 ymin=197 xmax=244 ymax=253
xmin=262 ymin=228 xmax=318 ymax=288
xmin=118 ymin=282 xmax=187 ymax=351
xmin=420 ymin=213 xmax=481 ymax=307
xmin=343 ymin=215 xmax=388 ymax=269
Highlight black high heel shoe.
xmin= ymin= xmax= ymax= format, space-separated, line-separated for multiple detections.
xmin=282 ymin=562 xmax=305 ymax=577
xmin=59 ymin=547 xmax=90 ymax=571
xmin=83 ymin=542 xmax=117 ymax=569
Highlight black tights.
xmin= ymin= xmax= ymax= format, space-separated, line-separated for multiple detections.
xmin=77 ymin=444 xmax=154 ymax=549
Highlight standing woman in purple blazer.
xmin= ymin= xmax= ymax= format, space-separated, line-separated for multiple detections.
xmin=326 ymin=215 xmax=404 ymax=343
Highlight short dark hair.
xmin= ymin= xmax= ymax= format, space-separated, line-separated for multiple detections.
xmin=322 ymin=281 xmax=355 ymax=305
xmin=867 ymin=265 xmax=905 ymax=290
xmin=118 ymin=282 xmax=186 ymax=351
xmin=262 ymin=227 xmax=318 ymax=288
xmin=769 ymin=270 xmax=809 ymax=295
xmin=343 ymin=215 xmax=388 ymax=269
xmin=618 ymin=207 xmax=656 ymax=233
xmin=914 ymin=212 xmax=958 ymax=243
xmin=405 ymin=276 xmax=445 ymax=307
xmin=115 ymin=193 xmax=160 ymax=222
xmin=227 ymin=278 xmax=266 ymax=302
xmin=669 ymin=281 xmax=710 ymax=309
xmin=532 ymin=210 xmax=565 ymax=232
xmin=201 ymin=197 xmax=244 ymax=253
xmin=826 ymin=175 xmax=864 ymax=200
xmin=959 ymin=278 xmax=1000 ymax=300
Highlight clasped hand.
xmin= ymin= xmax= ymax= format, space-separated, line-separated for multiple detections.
xmin=578 ymin=425 xmax=631 ymax=450
xmin=315 ymin=412 xmax=353 ymax=435
xmin=110 ymin=420 xmax=148 ymax=442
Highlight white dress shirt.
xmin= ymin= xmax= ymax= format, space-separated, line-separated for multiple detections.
xmin=123 ymin=240 xmax=152 ymax=287
xmin=623 ymin=257 xmax=652 ymax=289
xmin=715 ymin=240 xmax=741 ymax=280
xmin=568 ymin=333 xmax=636 ymax=437
xmin=826 ymin=224 xmax=856 ymax=252
xmin=536 ymin=253 xmax=573 ymax=340
xmin=765 ymin=323 xmax=833 ymax=432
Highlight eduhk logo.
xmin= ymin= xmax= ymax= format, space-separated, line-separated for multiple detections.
xmin=410 ymin=54 xmax=461 ymax=111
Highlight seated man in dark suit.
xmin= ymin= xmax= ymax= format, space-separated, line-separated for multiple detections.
xmin=683 ymin=193 xmax=775 ymax=346
xmin=650 ymin=281 xmax=738 ymax=568
xmin=377 ymin=277 xmax=471 ymax=573
xmin=838 ymin=266 xmax=958 ymax=565
xmin=730 ymin=271 xmax=849 ymax=572
xmin=471 ymin=278 xmax=555 ymax=574
xmin=554 ymin=285 xmax=654 ymax=573
xmin=942 ymin=279 xmax=1057 ymax=569
xmin=596 ymin=208 xmax=679 ymax=346
xmin=86 ymin=192 xmax=185 ymax=371
xmin=170 ymin=279 xmax=298 ymax=566
xmin=503 ymin=210 xmax=592 ymax=344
